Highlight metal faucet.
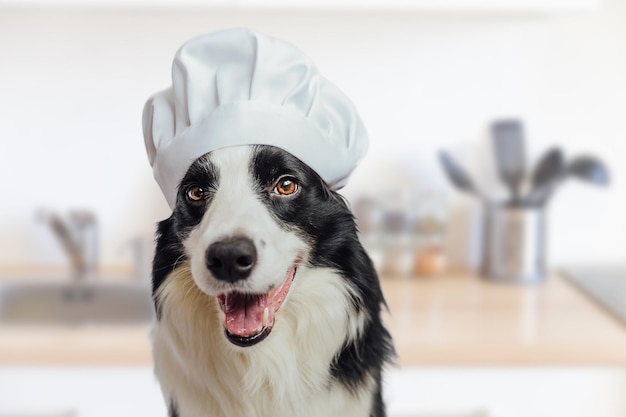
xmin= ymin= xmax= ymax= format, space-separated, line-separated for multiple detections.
xmin=38 ymin=209 xmax=98 ymax=282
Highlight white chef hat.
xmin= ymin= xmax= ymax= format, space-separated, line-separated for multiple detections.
xmin=142 ymin=28 xmax=369 ymax=208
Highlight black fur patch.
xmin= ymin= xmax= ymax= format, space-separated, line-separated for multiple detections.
xmin=152 ymin=217 xmax=184 ymax=319
xmin=151 ymin=154 xmax=219 ymax=319
xmin=251 ymin=146 xmax=395 ymax=415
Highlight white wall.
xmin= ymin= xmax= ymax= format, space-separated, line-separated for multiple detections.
xmin=1 ymin=2 xmax=625 ymax=269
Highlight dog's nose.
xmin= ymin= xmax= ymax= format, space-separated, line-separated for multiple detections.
xmin=206 ymin=237 xmax=257 ymax=283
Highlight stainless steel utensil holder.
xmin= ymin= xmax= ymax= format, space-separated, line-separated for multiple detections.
xmin=481 ymin=205 xmax=546 ymax=283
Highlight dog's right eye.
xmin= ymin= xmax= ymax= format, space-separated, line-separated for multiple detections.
xmin=186 ymin=186 xmax=209 ymax=203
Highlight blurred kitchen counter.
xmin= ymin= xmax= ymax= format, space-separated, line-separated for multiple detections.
xmin=1 ymin=272 xmax=626 ymax=366
xmin=384 ymin=272 xmax=626 ymax=366
xmin=0 ymin=325 xmax=153 ymax=365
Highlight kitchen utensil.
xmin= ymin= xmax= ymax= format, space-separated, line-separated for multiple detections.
xmin=481 ymin=205 xmax=546 ymax=283
xmin=568 ymin=155 xmax=610 ymax=185
xmin=530 ymin=154 xmax=610 ymax=206
xmin=491 ymin=120 xmax=526 ymax=205
xmin=529 ymin=147 xmax=564 ymax=194
xmin=439 ymin=151 xmax=488 ymax=202
xmin=526 ymin=147 xmax=564 ymax=205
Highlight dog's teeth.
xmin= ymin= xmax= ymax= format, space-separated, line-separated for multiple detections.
xmin=262 ymin=307 xmax=269 ymax=327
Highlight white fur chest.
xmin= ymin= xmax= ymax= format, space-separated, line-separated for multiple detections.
xmin=152 ymin=264 xmax=372 ymax=417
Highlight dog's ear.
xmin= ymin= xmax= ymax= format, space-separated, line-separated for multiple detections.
xmin=317 ymin=176 xmax=351 ymax=210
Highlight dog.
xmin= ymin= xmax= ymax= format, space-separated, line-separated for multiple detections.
xmin=150 ymin=144 xmax=394 ymax=417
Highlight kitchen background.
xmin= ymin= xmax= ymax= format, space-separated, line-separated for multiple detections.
xmin=2 ymin=0 xmax=626 ymax=270
xmin=1 ymin=0 xmax=626 ymax=416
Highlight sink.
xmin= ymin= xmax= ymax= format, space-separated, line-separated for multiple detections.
xmin=0 ymin=281 xmax=155 ymax=325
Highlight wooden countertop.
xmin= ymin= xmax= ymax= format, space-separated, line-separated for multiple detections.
xmin=1 ymin=273 xmax=625 ymax=366
xmin=383 ymin=273 xmax=626 ymax=366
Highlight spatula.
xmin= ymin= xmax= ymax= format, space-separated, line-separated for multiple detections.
xmin=439 ymin=150 xmax=489 ymax=203
xmin=569 ymin=156 xmax=610 ymax=186
xmin=491 ymin=120 xmax=526 ymax=205
xmin=530 ymin=154 xmax=610 ymax=206
xmin=526 ymin=147 xmax=564 ymax=204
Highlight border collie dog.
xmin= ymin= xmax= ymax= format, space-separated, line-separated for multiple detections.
xmin=151 ymin=144 xmax=394 ymax=417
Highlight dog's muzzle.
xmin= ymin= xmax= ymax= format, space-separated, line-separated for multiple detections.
xmin=205 ymin=236 xmax=299 ymax=348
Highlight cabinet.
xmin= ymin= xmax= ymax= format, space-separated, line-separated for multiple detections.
xmin=386 ymin=368 xmax=626 ymax=417
xmin=2 ymin=367 xmax=625 ymax=417
xmin=0 ymin=367 xmax=166 ymax=417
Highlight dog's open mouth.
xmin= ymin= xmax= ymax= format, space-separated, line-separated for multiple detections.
xmin=216 ymin=262 xmax=298 ymax=347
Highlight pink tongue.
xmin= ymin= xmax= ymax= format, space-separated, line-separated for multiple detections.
xmin=222 ymin=293 xmax=268 ymax=337
xmin=218 ymin=264 xmax=296 ymax=338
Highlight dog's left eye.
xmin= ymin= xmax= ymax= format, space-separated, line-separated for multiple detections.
xmin=273 ymin=177 xmax=300 ymax=197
